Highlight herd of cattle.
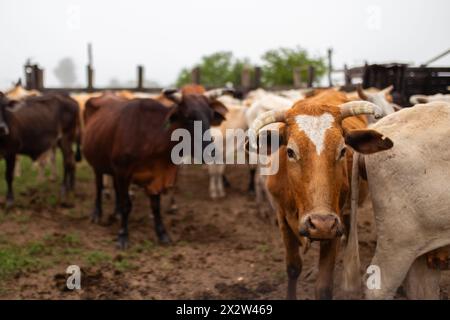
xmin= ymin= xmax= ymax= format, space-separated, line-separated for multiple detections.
xmin=0 ymin=79 xmax=449 ymax=300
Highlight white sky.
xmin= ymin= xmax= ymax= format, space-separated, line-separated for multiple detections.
xmin=1 ymin=0 xmax=449 ymax=89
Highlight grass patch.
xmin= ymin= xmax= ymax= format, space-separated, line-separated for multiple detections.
xmin=113 ymin=258 xmax=135 ymax=272
xmin=0 ymin=241 xmax=50 ymax=280
xmin=85 ymin=251 xmax=112 ymax=266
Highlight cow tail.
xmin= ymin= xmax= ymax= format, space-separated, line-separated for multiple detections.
xmin=342 ymin=151 xmax=362 ymax=297
xmin=75 ymin=109 xmax=82 ymax=162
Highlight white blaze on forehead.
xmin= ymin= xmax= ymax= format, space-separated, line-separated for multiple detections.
xmin=294 ymin=113 xmax=335 ymax=155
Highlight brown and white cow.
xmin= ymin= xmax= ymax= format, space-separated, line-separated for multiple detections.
xmin=248 ymin=90 xmax=393 ymax=299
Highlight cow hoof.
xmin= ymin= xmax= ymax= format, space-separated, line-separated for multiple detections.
xmin=167 ymin=205 xmax=178 ymax=215
xmin=158 ymin=233 xmax=172 ymax=245
xmin=5 ymin=199 xmax=14 ymax=211
xmin=117 ymin=235 xmax=129 ymax=250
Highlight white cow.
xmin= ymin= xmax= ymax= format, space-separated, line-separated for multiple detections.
xmin=208 ymin=90 xmax=297 ymax=200
xmin=410 ymin=93 xmax=450 ymax=105
xmin=344 ymin=102 xmax=450 ymax=299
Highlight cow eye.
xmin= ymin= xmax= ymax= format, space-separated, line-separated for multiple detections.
xmin=287 ymin=147 xmax=296 ymax=159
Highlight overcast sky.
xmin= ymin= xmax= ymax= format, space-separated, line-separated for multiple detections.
xmin=1 ymin=0 xmax=449 ymax=89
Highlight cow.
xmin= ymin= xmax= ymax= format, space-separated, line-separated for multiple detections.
xmin=410 ymin=93 xmax=450 ymax=105
xmin=5 ymin=79 xmax=41 ymax=100
xmin=0 ymin=92 xmax=81 ymax=208
xmin=345 ymin=102 xmax=450 ymax=299
xmin=248 ymin=89 xmax=393 ymax=299
xmin=82 ymin=88 xmax=228 ymax=249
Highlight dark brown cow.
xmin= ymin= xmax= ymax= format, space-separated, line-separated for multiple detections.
xmin=82 ymin=89 xmax=228 ymax=249
xmin=0 ymin=92 xmax=81 ymax=207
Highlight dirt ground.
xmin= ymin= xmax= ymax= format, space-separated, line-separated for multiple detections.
xmin=0 ymin=160 xmax=448 ymax=300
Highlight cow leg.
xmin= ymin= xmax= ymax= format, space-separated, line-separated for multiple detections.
xmin=365 ymin=245 xmax=416 ymax=299
xmin=315 ymin=239 xmax=338 ymax=300
xmin=50 ymin=146 xmax=57 ymax=182
xmin=149 ymin=194 xmax=171 ymax=244
xmin=116 ymin=176 xmax=132 ymax=250
xmin=59 ymin=137 xmax=76 ymax=204
xmin=248 ymin=166 xmax=256 ymax=195
xmin=208 ymin=166 xmax=218 ymax=199
xmin=14 ymin=156 xmax=21 ymax=178
xmin=217 ymin=164 xmax=226 ymax=198
xmin=91 ymin=171 xmax=103 ymax=224
xmin=5 ymin=155 xmax=16 ymax=209
xmin=279 ymin=215 xmax=302 ymax=300
xmin=106 ymin=175 xmax=121 ymax=225
xmin=167 ymin=188 xmax=178 ymax=214
xmin=403 ymin=254 xmax=440 ymax=299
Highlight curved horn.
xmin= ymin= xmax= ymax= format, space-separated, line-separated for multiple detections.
xmin=162 ymin=88 xmax=182 ymax=104
xmin=340 ymin=101 xmax=383 ymax=120
xmin=356 ymin=84 xmax=368 ymax=100
xmin=248 ymin=109 xmax=286 ymax=149
xmin=204 ymin=88 xmax=235 ymax=100
xmin=409 ymin=95 xmax=428 ymax=105
xmin=381 ymin=85 xmax=394 ymax=95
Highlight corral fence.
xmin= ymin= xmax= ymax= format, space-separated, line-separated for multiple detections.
xmin=342 ymin=63 xmax=450 ymax=106
xmin=23 ymin=61 xmax=449 ymax=106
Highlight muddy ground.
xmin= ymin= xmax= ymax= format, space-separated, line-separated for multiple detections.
xmin=0 ymin=158 xmax=448 ymax=300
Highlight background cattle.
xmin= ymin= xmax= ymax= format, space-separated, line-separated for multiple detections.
xmin=0 ymin=92 xmax=81 ymax=208
xmin=82 ymin=88 xmax=228 ymax=249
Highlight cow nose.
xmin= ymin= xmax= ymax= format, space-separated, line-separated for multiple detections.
xmin=299 ymin=213 xmax=342 ymax=239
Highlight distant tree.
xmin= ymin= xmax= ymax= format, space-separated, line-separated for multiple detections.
xmin=53 ymin=57 xmax=77 ymax=87
xmin=175 ymin=52 xmax=251 ymax=87
xmin=261 ymin=46 xmax=326 ymax=87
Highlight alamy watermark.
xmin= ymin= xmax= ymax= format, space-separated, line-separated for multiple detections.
xmin=66 ymin=265 xmax=81 ymax=290
xmin=170 ymin=121 xmax=279 ymax=175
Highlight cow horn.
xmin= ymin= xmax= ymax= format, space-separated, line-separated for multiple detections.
xmin=162 ymin=88 xmax=182 ymax=103
xmin=409 ymin=95 xmax=428 ymax=105
xmin=381 ymin=85 xmax=394 ymax=94
xmin=204 ymin=88 xmax=235 ymax=100
xmin=356 ymin=84 xmax=368 ymax=100
xmin=248 ymin=109 xmax=286 ymax=149
xmin=340 ymin=101 xmax=383 ymax=120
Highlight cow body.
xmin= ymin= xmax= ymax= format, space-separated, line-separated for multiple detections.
xmin=350 ymin=102 xmax=450 ymax=299
xmin=0 ymin=93 xmax=81 ymax=207
xmin=83 ymin=90 xmax=227 ymax=249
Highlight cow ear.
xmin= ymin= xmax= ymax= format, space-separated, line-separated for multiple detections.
xmin=345 ymin=129 xmax=393 ymax=154
xmin=210 ymin=100 xmax=228 ymax=126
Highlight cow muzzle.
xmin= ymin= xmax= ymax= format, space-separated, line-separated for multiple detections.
xmin=299 ymin=213 xmax=343 ymax=240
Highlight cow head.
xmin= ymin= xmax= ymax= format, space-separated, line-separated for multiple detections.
xmin=163 ymin=88 xmax=229 ymax=162
xmin=357 ymin=85 xmax=396 ymax=121
xmin=0 ymin=92 xmax=15 ymax=136
xmin=249 ymin=100 xmax=393 ymax=240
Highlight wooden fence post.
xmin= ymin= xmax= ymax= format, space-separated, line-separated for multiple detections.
xmin=137 ymin=65 xmax=144 ymax=90
xmin=307 ymin=65 xmax=315 ymax=88
xmin=191 ymin=67 xmax=201 ymax=84
xmin=293 ymin=67 xmax=302 ymax=88
xmin=344 ymin=64 xmax=351 ymax=86
xmin=87 ymin=65 xmax=94 ymax=91
xmin=253 ymin=66 xmax=262 ymax=89
xmin=327 ymin=48 xmax=333 ymax=87
xmin=241 ymin=66 xmax=251 ymax=93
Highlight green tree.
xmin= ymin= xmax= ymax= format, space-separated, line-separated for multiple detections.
xmin=175 ymin=52 xmax=252 ymax=87
xmin=261 ymin=46 xmax=326 ymax=87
